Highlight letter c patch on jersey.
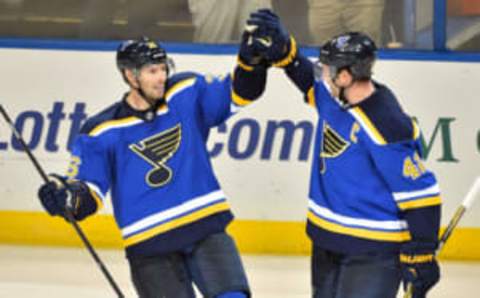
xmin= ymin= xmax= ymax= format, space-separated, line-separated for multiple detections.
xmin=350 ymin=122 xmax=360 ymax=143
xmin=129 ymin=124 xmax=182 ymax=187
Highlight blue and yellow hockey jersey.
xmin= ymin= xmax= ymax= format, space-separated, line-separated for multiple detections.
xmin=304 ymin=80 xmax=441 ymax=254
xmin=67 ymin=70 xmax=262 ymax=257
xmin=284 ymin=52 xmax=441 ymax=254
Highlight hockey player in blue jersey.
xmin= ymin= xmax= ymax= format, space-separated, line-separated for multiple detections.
xmin=37 ymin=34 xmax=269 ymax=298
xmin=247 ymin=9 xmax=442 ymax=298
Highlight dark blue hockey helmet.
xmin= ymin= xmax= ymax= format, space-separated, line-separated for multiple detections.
xmin=116 ymin=37 xmax=168 ymax=72
xmin=319 ymin=32 xmax=377 ymax=80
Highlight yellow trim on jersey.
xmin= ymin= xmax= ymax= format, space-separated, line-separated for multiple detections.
xmin=88 ymin=188 xmax=104 ymax=211
xmin=165 ymin=77 xmax=196 ymax=101
xmin=88 ymin=105 xmax=168 ymax=137
xmin=124 ymin=202 xmax=230 ymax=247
xmin=307 ymin=211 xmax=411 ymax=242
xmin=350 ymin=107 xmax=387 ymax=145
xmin=272 ymin=37 xmax=298 ymax=68
xmin=88 ymin=79 xmax=193 ymax=137
xmin=89 ymin=116 xmax=139 ymax=136
xmin=412 ymin=119 xmax=421 ymax=140
xmin=307 ymin=87 xmax=316 ymax=107
xmin=397 ymin=196 xmax=442 ymax=210
xmin=231 ymin=90 xmax=252 ymax=106
xmin=88 ymin=80 xmax=193 ymax=137
xmin=237 ymin=57 xmax=255 ymax=72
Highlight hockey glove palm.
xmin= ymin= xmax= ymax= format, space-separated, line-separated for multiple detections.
xmin=400 ymin=242 xmax=440 ymax=298
xmin=238 ymin=28 xmax=265 ymax=68
xmin=246 ymin=9 xmax=296 ymax=67
xmin=38 ymin=174 xmax=79 ymax=220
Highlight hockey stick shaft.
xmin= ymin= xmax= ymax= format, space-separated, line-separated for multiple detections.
xmin=0 ymin=104 xmax=49 ymax=182
xmin=438 ymin=177 xmax=480 ymax=251
xmin=404 ymin=177 xmax=480 ymax=298
xmin=0 ymin=104 xmax=124 ymax=298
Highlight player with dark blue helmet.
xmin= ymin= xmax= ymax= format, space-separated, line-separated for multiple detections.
xmin=247 ymin=9 xmax=442 ymax=298
xmin=37 ymin=33 xmax=268 ymax=298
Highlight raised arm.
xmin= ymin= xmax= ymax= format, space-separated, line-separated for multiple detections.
xmin=194 ymin=24 xmax=271 ymax=127
xmin=246 ymin=9 xmax=315 ymax=97
xmin=233 ymin=27 xmax=270 ymax=103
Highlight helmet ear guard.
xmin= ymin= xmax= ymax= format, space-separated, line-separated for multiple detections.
xmin=165 ymin=57 xmax=176 ymax=77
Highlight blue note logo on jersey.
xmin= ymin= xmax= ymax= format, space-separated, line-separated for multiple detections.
xmin=129 ymin=124 xmax=182 ymax=187
xmin=319 ymin=122 xmax=350 ymax=173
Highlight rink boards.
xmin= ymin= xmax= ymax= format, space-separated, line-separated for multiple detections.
xmin=0 ymin=44 xmax=479 ymax=259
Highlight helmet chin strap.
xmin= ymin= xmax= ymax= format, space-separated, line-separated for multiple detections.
xmin=329 ymin=66 xmax=354 ymax=109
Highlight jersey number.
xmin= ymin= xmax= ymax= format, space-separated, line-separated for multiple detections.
xmin=66 ymin=156 xmax=81 ymax=179
xmin=403 ymin=153 xmax=426 ymax=180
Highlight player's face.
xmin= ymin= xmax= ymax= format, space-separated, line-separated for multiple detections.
xmin=335 ymin=69 xmax=353 ymax=87
xmin=322 ymin=65 xmax=352 ymax=97
xmin=322 ymin=65 xmax=339 ymax=96
xmin=138 ymin=63 xmax=168 ymax=100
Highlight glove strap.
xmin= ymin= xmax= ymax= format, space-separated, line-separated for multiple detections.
xmin=400 ymin=253 xmax=435 ymax=264
xmin=272 ymin=36 xmax=297 ymax=68
xmin=237 ymin=57 xmax=255 ymax=72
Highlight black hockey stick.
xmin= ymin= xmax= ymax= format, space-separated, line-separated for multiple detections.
xmin=404 ymin=177 xmax=480 ymax=298
xmin=0 ymin=104 xmax=124 ymax=298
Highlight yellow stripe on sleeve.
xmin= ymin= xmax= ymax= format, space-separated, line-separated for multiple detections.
xmin=412 ymin=119 xmax=421 ymax=140
xmin=307 ymin=87 xmax=316 ymax=107
xmin=398 ymin=196 xmax=442 ymax=210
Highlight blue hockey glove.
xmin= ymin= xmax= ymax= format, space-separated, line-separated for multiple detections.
xmin=400 ymin=242 xmax=440 ymax=298
xmin=38 ymin=174 xmax=79 ymax=220
xmin=246 ymin=9 xmax=297 ymax=67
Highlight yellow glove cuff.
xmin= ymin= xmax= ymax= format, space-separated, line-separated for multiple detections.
xmin=272 ymin=36 xmax=297 ymax=68
xmin=237 ymin=57 xmax=255 ymax=72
